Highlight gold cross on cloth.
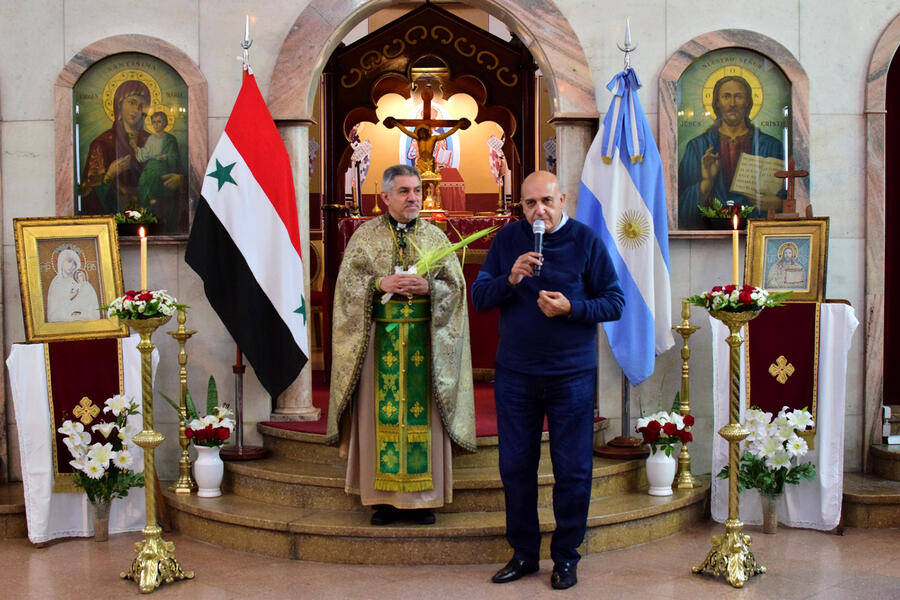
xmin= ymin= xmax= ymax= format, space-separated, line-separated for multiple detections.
xmin=73 ymin=397 xmax=100 ymax=424
xmin=768 ymin=355 xmax=795 ymax=384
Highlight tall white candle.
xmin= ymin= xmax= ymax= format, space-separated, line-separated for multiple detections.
xmin=139 ymin=226 xmax=148 ymax=291
xmin=732 ymin=215 xmax=739 ymax=286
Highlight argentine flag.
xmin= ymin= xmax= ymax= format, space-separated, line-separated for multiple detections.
xmin=576 ymin=67 xmax=673 ymax=386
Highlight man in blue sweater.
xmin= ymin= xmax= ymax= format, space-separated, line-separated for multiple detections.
xmin=471 ymin=170 xmax=624 ymax=590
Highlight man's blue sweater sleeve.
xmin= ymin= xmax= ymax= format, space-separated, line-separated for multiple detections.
xmin=567 ymin=237 xmax=625 ymax=323
xmin=470 ymin=241 xmax=513 ymax=312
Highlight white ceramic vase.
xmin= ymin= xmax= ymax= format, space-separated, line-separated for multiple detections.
xmin=193 ymin=445 xmax=224 ymax=498
xmin=646 ymin=446 xmax=677 ymax=496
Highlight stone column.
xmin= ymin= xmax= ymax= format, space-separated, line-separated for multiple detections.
xmin=270 ymin=121 xmax=320 ymax=421
xmin=548 ymin=115 xmax=597 ymax=216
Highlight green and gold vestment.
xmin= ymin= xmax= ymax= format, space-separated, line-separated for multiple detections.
xmin=328 ymin=216 xmax=476 ymax=493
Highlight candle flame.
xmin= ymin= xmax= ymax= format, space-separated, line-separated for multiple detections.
xmin=732 ymin=214 xmax=739 ymax=230
xmin=139 ymin=226 xmax=146 ymax=238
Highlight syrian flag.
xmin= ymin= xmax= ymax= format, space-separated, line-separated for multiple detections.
xmin=186 ymin=73 xmax=308 ymax=398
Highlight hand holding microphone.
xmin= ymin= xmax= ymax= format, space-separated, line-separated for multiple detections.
xmin=506 ymin=220 xmax=545 ymax=286
xmin=532 ymin=219 xmax=545 ymax=276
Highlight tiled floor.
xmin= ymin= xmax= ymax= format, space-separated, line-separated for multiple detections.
xmin=3 ymin=521 xmax=898 ymax=599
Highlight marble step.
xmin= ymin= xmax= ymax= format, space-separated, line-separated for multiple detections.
xmin=258 ymin=420 xmax=609 ymax=468
xmin=224 ymin=455 xmax=645 ymax=513
xmin=870 ymin=444 xmax=900 ymax=481
xmin=0 ymin=483 xmax=26 ymax=539
xmin=163 ymin=478 xmax=709 ymax=564
xmin=841 ymin=472 xmax=900 ymax=528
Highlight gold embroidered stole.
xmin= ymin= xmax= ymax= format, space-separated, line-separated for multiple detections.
xmin=371 ymin=296 xmax=432 ymax=492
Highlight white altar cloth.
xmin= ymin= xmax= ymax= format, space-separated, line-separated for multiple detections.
xmin=711 ymin=303 xmax=858 ymax=530
xmin=6 ymin=335 xmax=157 ymax=543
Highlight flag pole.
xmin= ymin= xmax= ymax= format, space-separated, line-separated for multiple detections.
xmin=221 ymin=16 xmax=267 ymax=461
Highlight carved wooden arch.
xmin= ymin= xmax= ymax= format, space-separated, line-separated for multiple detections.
xmin=267 ymin=0 xmax=595 ymax=121
xmin=54 ymin=34 xmax=208 ymax=239
xmin=658 ymin=30 xmax=810 ymax=237
xmin=863 ymin=13 xmax=900 ymax=470
xmin=325 ymin=3 xmax=535 ymax=210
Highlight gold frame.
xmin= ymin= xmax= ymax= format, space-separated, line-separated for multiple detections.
xmin=744 ymin=217 xmax=829 ymax=302
xmin=14 ymin=215 xmax=127 ymax=342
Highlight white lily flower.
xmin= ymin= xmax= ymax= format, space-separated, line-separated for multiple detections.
xmin=765 ymin=448 xmax=792 ymax=470
xmin=87 ymin=442 xmax=114 ymax=466
xmin=670 ymin=413 xmax=685 ymax=429
xmin=757 ymin=436 xmax=782 ymax=458
xmin=787 ymin=409 xmax=814 ymax=430
xmin=636 ymin=417 xmax=650 ymax=430
xmin=104 ymin=394 xmax=129 ymax=416
xmin=57 ymin=420 xmax=82 ymax=436
xmin=69 ymin=455 xmax=90 ymax=471
xmin=92 ymin=422 xmax=117 ymax=438
xmin=219 ymin=417 xmax=236 ymax=431
xmin=63 ymin=436 xmax=87 ymax=457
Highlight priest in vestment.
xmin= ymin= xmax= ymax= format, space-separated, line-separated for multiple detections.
xmin=327 ymin=164 xmax=476 ymax=525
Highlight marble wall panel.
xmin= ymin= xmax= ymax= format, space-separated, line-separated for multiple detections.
xmin=199 ymin=0 xmax=307 ymax=118
xmin=665 ymin=1 xmax=800 ymax=59
xmin=801 ymin=0 xmax=900 ymax=115
xmin=559 ymin=0 xmax=667 ymax=115
xmin=0 ymin=0 xmax=63 ymax=121
xmin=844 ymin=414 xmax=863 ymax=471
xmin=809 ymin=115 xmax=866 ymax=239
xmin=1 ymin=121 xmax=56 ymax=243
xmin=63 ymin=0 xmax=200 ymax=65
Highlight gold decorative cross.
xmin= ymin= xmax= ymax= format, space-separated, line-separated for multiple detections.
xmin=410 ymin=401 xmax=425 ymax=418
xmin=768 ymin=355 xmax=795 ymax=384
xmin=382 ymin=352 xmax=398 ymax=367
xmin=411 ymin=350 xmax=424 ymax=367
xmin=73 ymin=396 xmax=100 ymax=424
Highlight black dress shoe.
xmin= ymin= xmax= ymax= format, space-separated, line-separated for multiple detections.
xmin=412 ymin=509 xmax=435 ymax=525
xmin=491 ymin=556 xmax=540 ymax=583
xmin=551 ymin=561 xmax=577 ymax=590
xmin=370 ymin=505 xmax=398 ymax=526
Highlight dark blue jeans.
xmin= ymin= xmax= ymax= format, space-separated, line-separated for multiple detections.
xmin=494 ymin=366 xmax=596 ymax=565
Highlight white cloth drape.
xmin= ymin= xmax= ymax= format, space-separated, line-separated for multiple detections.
xmin=711 ymin=303 xmax=858 ymax=530
xmin=6 ymin=335 xmax=156 ymax=543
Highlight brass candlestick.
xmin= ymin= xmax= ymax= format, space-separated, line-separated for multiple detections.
xmin=167 ymin=308 xmax=197 ymax=494
xmin=693 ymin=309 xmax=765 ymax=588
xmin=121 ymin=314 xmax=194 ymax=593
xmin=674 ymin=300 xmax=700 ymax=489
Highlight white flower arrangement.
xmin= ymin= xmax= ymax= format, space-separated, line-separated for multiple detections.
xmin=58 ymin=394 xmax=145 ymax=503
xmin=718 ymin=406 xmax=817 ymax=496
xmin=104 ymin=289 xmax=182 ymax=320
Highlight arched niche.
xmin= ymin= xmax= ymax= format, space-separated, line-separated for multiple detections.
xmin=863 ymin=13 xmax=900 ymax=470
xmin=54 ymin=34 xmax=207 ymax=240
xmin=658 ymin=30 xmax=809 ymax=237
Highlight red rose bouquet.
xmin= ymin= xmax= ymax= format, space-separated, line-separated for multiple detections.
xmin=163 ymin=376 xmax=234 ymax=448
xmin=636 ymin=411 xmax=694 ymax=457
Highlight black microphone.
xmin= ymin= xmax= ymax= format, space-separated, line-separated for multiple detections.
xmin=532 ymin=219 xmax=545 ymax=276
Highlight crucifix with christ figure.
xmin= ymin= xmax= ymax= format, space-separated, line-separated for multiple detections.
xmin=383 ymin=87 xmax=471 ymax=178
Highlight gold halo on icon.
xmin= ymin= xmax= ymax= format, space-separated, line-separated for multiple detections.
xmin=701 ymin=66 xmax=763 ymax=121
xmin=146 ymin=104 xmax=176 ymax=133
xmin=50 ymin=243 xmax=87 ymax=274
xmin=777 ymin=242 xmax=798 ymax=259
xmin=101 ymin=69 xmax=163 ymax=123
